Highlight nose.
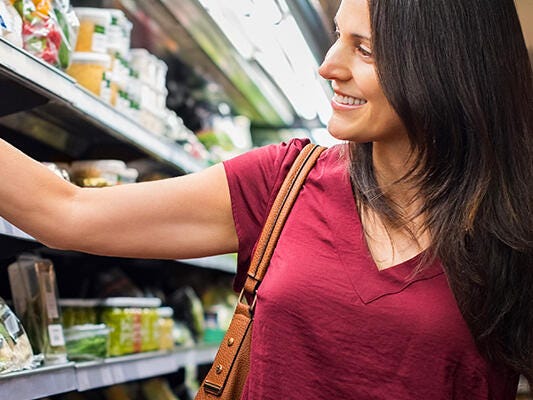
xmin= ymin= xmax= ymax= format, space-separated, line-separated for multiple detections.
xmin=318 ymin=41 xmax=351 ymax=82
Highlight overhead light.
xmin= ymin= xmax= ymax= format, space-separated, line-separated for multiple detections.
xmin=196 ymin=0 xmax=332 ymax=125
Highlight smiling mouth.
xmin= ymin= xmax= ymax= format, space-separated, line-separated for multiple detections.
xmin=333 ymin=93 xmax=368 ymax=105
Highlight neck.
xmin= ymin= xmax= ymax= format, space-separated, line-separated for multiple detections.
xmin=371 ymin=138 xmax=419 ymax=211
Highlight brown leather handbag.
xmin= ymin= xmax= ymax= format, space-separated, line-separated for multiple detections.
xmin=195 ymin=143 xmax=325 ymax=400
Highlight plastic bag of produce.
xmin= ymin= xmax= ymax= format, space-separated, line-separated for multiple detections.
xmin=12 ymin=0 xmax=78 ymax=69
xmin=0 ymin=296 xmax=34 ymax=373
xmin=8 ymin=254 xmax=68 ymax=365
xmin=52 ymin=0 xmax=78 ymax=69
xmin=0 ymin=1 xmax=23 ymax=47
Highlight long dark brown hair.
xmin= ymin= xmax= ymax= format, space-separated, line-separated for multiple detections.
xmin=349 ymin=0 xmax=533 ymax=382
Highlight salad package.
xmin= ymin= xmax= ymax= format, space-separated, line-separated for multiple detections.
xmin=8 ymin=254 xmax=68 ymax=365
xmin=0 ymin=297 xmax=34 ymax=373
xmin=13 ymin=0 xmax=79 ymax=69
xmin=0 ymin=0 xmax=23 ymax=47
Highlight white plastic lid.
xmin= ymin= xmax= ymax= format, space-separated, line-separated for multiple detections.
xmin=129 ymin=48 xmax=151 ymax=61
xmin=108 ymin=9 xmax=125 ymax=22
xmin=59 ymin=299 xmax=101 ymax=307
xmin=63 ymin=324 xmax=110 ymax=341
xmin=101 ymin=297 xmax=162 ymax=308
xmin=157 ymin=307 xmax=174 ymax=318
xmin=70 ymin=159 xmax=126 ymax=172
xmin=74 ymin=7 xmax=112 ymax=25
xmin=119 ymin=168 xmax=139 ymax=180
xmin=71 ymin=52 xmax=111 ymax=68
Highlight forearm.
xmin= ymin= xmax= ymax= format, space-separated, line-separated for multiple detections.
xmin=0 ymin=138 xmax=79 ymax=246
xmin=0 ymin=139 xmax=238 ymax=258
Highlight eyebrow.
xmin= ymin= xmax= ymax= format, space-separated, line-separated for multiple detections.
xmin=333 ymin=17 xmax=372 ymax=41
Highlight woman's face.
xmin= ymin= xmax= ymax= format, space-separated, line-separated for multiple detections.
xmin=318 ymin=0 xmax=407 ymax=144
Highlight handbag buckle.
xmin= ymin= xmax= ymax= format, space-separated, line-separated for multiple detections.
xmin=238 ymin=288 xmax=258 ymax=314
xmin=203 ymin=381 xmax=222 ymax=395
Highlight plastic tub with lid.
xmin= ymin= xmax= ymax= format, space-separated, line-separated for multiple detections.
xmin=69 ymin=159 xmax=126 ymax=187
xmin=107 ymin=9 xmax=131 ymax=57
xmin=67 ymin=52 xmax=111 ymax=98
xmin=59 ymin=299 xmax=100 ymax=328
xmin=157 ymin=307 xmax=175 ymax=350
xmin=74 ymin=7 xmax=111 ymax=53
xmin=64 ymin=324 xmax=110 ymax=360
xmin=100 ymin=297 xmax=162 ymax=356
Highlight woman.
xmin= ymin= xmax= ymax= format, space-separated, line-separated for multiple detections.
xmin=0 ymin=0 xmax=531 ymax=398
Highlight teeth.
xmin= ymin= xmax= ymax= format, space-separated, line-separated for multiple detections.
xmin=334 ymin=93 xmax=367 ymax=105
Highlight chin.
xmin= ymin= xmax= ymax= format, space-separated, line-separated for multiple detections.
xmin=327 ymin=124 xmax=365 ymax=143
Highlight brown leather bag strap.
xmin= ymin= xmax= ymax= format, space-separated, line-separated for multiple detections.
xmin=243 ymin=143 xmax=326 ymax=298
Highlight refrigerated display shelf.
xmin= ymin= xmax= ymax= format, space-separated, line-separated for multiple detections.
xmin=0 ymin=344 xmax=218 ymax=400
xmin=0 ymin=37 xmax=207 ymax=174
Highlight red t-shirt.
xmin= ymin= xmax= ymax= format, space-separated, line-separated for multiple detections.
xmin=223 ymin=138 xmax=518 ymax=399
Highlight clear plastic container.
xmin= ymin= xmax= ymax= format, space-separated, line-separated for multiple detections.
xmin=59 ymin=299 xmax=99 ymax=328
xmin=157 ymin=307 xmax=174 ymax=351
xmin=66 ymin=52 xmax=111 ymax=98
xmin=74 ymin=7 xmax=111 ymax=53
xmin=64 ymin=324 xmax=109 ymax=360
xmin=100 ymin=297 xmax=161 ymax=356
xmin=107 ymin=9 xmax=131 ymax=57
xmin=69 ymin=159 xmax=127 ymax=187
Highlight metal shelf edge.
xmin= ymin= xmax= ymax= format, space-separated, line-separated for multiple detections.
xmin=178 ymin=254 xmax=237 ymax=273
xmin=0 ymin=345 xmax=219 ymax=398
xmin=0 ymin=38 xmax=207 ymax=174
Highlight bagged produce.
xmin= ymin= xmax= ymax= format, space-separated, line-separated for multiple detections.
xmin=8 ymin=254 xmax=68 ymax=365
xmin=0 ymin=1 xmax=23 ymax=47
xmin=13 ymin=0 xmax=78 ymax=69
xmin=0 ymin=296 xmax=34 ymax=373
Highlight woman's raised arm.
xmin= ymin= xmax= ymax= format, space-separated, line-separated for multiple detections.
xmin=0 ymin=138 xmax=238 ymax=259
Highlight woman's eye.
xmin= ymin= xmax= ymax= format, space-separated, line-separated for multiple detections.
xmin=357 ymin=45 xmax=372 ymax=58
xmin=333 ymin=29 xmax=340 ymax=39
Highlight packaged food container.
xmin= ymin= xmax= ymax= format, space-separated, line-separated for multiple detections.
xmin=42 ymin=162 xmax=71 ymax=182
xmin=101 ymin=70 xmax=118 ymax=105
xmin=141 ymin=307 xmax=158 ymax=352
xmin=66 ymin=52 xmax=111 ymax=98
xmin=100 ymin=303 xmax=130 ymax=356
xmin=0 ymin=297 xmax=34 ymax=373
xmin=74 ymin=7 xmax=110 ymax=53
xmin=118 ymin=168 xmax=138 ymax=184
xmin=100 ymin=297 xmax=161 ymax=356
xmin=109 ymin=52 xmax=130 ymax=93
xmin=157 ymin=307 xmax=174 ymax=351
xmin=64 ymin=323 xmax=109 ymax=360
xmin=129 ymin=49 xmax=154 ymax=86
xmin=59 ymin=299 xmax=99 ymax=328
xmin=107 ymin=9 xmax=130 ymax=57
xmin=154 ymin=58 xmax=168 ymax=92
xmin=8 ymin=255 xmax=68 ymax=365
xmin=69 ymin=159 xmax=126 ymax=187
xmin=0 ymin=1 xmax=23 ymax=48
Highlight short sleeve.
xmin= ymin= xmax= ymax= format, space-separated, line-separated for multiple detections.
xmin=223 ymin=137 xmax=311 ymax=292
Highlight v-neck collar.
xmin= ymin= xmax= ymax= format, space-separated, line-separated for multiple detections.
xmin=325 ymin=154 xmax=444 ymax=304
